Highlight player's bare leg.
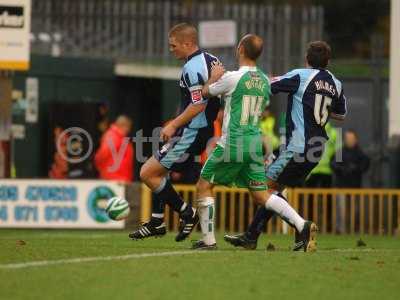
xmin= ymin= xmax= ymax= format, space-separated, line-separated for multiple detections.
xmin=140 ymin=157 xmax=168 ymax=189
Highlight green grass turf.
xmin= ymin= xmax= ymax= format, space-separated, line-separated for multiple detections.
xmin=0 ymin=229 xmax=399 ymax=300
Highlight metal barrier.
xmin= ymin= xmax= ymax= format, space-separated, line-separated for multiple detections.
xmin=141 ymin=184 xmax=400 ymax=235
xmin=30 ymin=0 xmax=323 ymax=74
xmin=293 ymin=188 xmax=400 ymax=235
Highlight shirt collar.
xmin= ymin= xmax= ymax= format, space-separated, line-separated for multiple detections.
xmin=239 ymin=65 xmax=258 ymax=71
xmin=187 ymin=49 xmax=202 ymax=61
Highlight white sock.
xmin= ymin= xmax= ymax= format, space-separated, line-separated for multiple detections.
xmin=197 ymin=197 xmax=216 ymax=245
xmin=180 ymin=202 xmax=187 ymax=212
xmin=151 ymin=213 xmax=164 ymax=219
xmin=265 ymin=194 xmax=305 ymax=232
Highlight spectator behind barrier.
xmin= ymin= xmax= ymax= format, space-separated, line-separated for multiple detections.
xmin=331 ymin=129 xmax=370 ymax=187
xmin=331 ymin=129 xmax=369 ymax=233
xmin=94 ymin=115 xmax=134 ymax=182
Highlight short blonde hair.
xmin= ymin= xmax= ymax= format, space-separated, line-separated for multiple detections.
xmin=169 ymin=23 xmax=198 ymax=44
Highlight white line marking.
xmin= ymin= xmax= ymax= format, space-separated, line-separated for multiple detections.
xmin=2 ymin=248 xmax=396 ymax=270
xmin=0 ymin=251 xmax=212 ymax=270
xmin=329 ymin=248 xmax=386 ymax=252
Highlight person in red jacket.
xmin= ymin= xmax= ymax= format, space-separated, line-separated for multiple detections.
xmin=94 ymin=115 xmax=134 ymax=182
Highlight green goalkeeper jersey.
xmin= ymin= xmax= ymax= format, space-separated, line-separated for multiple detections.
xmin=209 ymin=66 xmax=271 ymax=155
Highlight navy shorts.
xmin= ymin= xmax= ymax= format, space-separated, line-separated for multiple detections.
xmin=266 ymin=149 xmax=322 ymax=187
xmin=155 ymin=127 xmax=213 ymax=172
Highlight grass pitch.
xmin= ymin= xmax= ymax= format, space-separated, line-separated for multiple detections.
xmin=0 ymin=229 xmax=399 ymax=300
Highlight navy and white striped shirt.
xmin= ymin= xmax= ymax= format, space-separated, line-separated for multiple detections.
xmin=271 ymin=68 xmax=347 ymax=152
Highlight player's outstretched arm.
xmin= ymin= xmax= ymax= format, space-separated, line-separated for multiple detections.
xmin=202 ymin=62 xmax=225 ymax=98
xmin=270 ymin=71 xmax=300 ymax=95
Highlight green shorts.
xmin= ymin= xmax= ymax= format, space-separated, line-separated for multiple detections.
xmin=200 ymin=145 xmax=267 ymax=191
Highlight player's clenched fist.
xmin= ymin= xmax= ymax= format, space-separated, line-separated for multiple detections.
xmin=160 ymin=122 xmax=177 ymax=142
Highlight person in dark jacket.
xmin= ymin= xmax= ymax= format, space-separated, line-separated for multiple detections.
xmin=330 ymin=129 xmax=370 ymax=187
xmin=331 ymin=129 xmax=369 ymax=233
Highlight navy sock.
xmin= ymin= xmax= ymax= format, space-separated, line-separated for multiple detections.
xmin=246 ymin=206 xmax=274 ymax=240
xmin=154 ymin=178 xmax=185 ymax=213
xmin=152 ymin=193 xmax=165 ymax=215
xmin=150 ymin=216 xmax=163 ymax=226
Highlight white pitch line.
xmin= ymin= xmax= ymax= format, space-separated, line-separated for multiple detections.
xmin=329 ymin=248 xmax=397 ymax=252
xmin=0 ymin=251 xmax=213 ymax=270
